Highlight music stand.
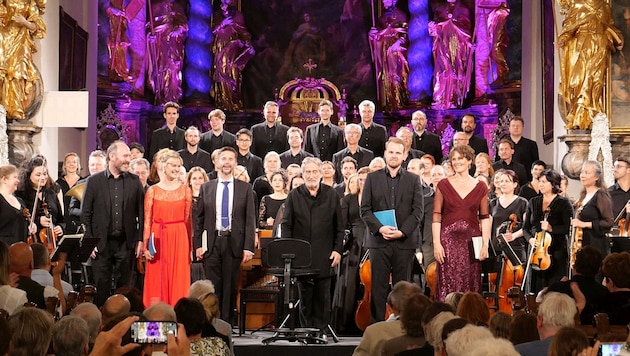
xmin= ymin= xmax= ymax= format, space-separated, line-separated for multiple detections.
xmin=51 ymin=234 xmax=99 ymax=263
xmin=262 ymin=239 xmax=333 ymax=345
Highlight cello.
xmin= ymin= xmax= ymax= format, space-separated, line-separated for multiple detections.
xmin=495 ymin=214 xmax=525 ymax=313
xmin=530 ymin=208 xmax=552 ymax=271
xmin=355 ymin=251 xmax=371 ymax=331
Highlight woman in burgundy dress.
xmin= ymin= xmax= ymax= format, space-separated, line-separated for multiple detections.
xmin=433 ymin=145 xmax=491 ymax=301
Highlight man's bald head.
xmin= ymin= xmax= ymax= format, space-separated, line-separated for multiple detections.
xmin=101 ymin=294 xmax=131 ymax=325
xmin=9 ymin=242 xmax=34 ymax=276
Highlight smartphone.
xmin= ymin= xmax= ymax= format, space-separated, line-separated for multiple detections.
xmin=130 ymin=321 xmax=178 ymax=344
xmin=598 ymin=342 xmax=628 ymax=356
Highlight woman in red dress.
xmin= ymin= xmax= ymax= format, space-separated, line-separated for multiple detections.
xmin=143 ymin=150 xmax=192 ymax=306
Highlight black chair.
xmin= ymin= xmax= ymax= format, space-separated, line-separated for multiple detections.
xmin=261 ymin=238 xmax=335 ymax=345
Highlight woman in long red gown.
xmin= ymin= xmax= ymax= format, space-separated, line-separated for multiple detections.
xmin=433 ymin=145 xmax=491 ymax=301
xmin=143 ymin=150 xmax=192 ymax=306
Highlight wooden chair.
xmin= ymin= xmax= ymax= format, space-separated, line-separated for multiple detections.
xmin=78 ymin=285 xmax=96 ymax=304
xmin=65 ymin=291 xmax=79 ymax=315
xmin=46 ymin=296 xmax=59 ymax=319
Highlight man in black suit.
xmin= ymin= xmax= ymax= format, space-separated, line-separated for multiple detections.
xmin=361 ymin=137 xmax=424 ymax=323
xmin=81 ymin=141 xmax=145 ymax=306
xmin=279 ymin=127 xmax=313 ymax=168
xmin=411 ymin=110 xmax=443 ymax=163
xmin=193 ymin=147 xmax=256 ymax=322
xmin=250 ymin=101 xmax=289 ymax=158
xmin=148 ymin=101 xmax=185 ymax=159
xmin=178 ymin=126 xmax=213 ymax=173
xmin=199 ymin=109 xmax=237 ymax=155
xmin=357 ymin=100 xmax=388 ymax=158
xmin=332 ymin=123 xmax=374 ymax=183
xmin=492 ymin=139 xmax=528 ymax=188
xmin=235 ymin=128 xmax=264 ymax=181
xmin=450 ymin=114 xmax=488 ymax=155
xmin=396 ymin=127 xmax=425 ymax=168
xmin=304 ymin=100 xmax=344 ymax=162
xmin=281 ymin=157 xmax=343 ymax=329
xmin=503 ymin=116 xmax=540 ymax=181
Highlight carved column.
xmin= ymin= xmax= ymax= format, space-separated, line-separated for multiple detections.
xmin=559 ymin=131 xmax=591 ymax=179
xmin=7 ymin=121 xmax=42 ymax=167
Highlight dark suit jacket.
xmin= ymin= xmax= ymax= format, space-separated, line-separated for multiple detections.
xmin=360 ymin=169 xmax=424 ymax=249
xmin=359 ymin=122 xmax=388 ymax=158
xmin=412 ymin=131 xmax=443 ymax=163
xmin=304 ymin=122 xmax=344 ymax=162
xmin=192 ymin=179 xmax=256 ymax=258
xmin=332 ymin=146 xmax=374 ymax=183
xmin=80 ymin=170 xmax=145 ymax=251
xmin=237 ymin=152 xmax=264 ymax=181
xmin=148 ymin=126 xmax=185 ymax=159
xmin=250 ymin=122 xmax=290 ymax=158
xmin=199 ymin=130 xmax=237 ymax=155
xmin=449 ymin=134 xmax=488 ymax=155
xmin=402 ymin=148 xmax=425 ymax=169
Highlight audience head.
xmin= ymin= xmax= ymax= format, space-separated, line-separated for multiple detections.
xmin=8 ymin=307 xmax=54 ymax=356
xmin=189 ymin=279 xmax=215 ymax=300
xmin=115 ymin=286 xmax=145 ymax=313
xmin=456 ymin=292 xmax=490 ymax=326
xmin=509 ymin=312 xmax=539 ymax=345
xmin=8 ymin=242 xmax=34 ymax=276
xmin=489 ymin=311 xmax=511 ymax=339
xmin=602 ymin=252 xmax=630 ymax=290
xmin=444 ymin=324 xmax=494 ymax=356
xmin=174 ymin=298 xmax=207 ymax=337
xmin=440 ymin=317 xmax=471 ymax=345
xmin=101 ymin=312 xmax=147 ymax=356
xmin=387 ymin=281 xmax=422 ymax=315
xmin=538 ymin=292 xmax=577 ymax=338
xmin=573 ymin=246 xmax=603 ymax=278
xmin=468 ymin=337 xmax=520 ymax=356
xmin=444 ymin=292 xmax=463 ymax=311
xmin=0 ymin=317 xmax=10 ymax=355
xmin=52 ymin=316 xmax=89 ymax=356
xmin=421 ymin=302 xmax=454 ymax=329
xmin=30 ymin=243 xmax=50 ymax=270
xmin=0 ymin=240 xmax=11 ymax=286
xmin=425 ymin=311 xmax=457 ymax=351
xmin=102 ymin=294 xmax=131 ymax=326
xmin=143 ymin=302 xmax=177 ymax=322
xmin=199 ymin=292 xmax=221 ymax=322
xmin=70 ymin=302 xmax=102 ymax=345
xmin=400 ymin=293 xmax=432 ymax=337
xmin=548 ymin=326 xmax=589 ymax=356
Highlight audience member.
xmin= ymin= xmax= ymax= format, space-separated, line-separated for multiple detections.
xmin=593 ymin=252 xmax=630 ymax=325
xmin=189 ymin=279 xmax=215 ymax=299
xmin=197 ymin=292 xmax=233 ymax=352
xmin=0 ymin=316 xmax=10 ymax=355
xmin=174 ymin=297 xmax=230 ymax=356
xmin=456 ymin=292 xmax=490 ymax=326
xmin=444 ymin=292 xmax=463 ymax=312
xmin=424 ymin=311 xmax=457 ymax=355
xmin=468 ymin=337 xmax=520 ymax=356
xmin=7 ymin=307 xmax=54 ymax=356
xmin=509 ymin=312 xmax=539 ymax=345
xmin=381 ymin=293 xmax=432 ymax=356
xmin=142 ymin=302 xmax=178 ymax=355
xmin=52 ymin=315 xmax=90 ymax=356
xmin=30 ymin=243 xmax=73 ymax=297
xmin=489 ymin=311 xmax=511 ymax=339
xmin=548 ymin=326 xmax=590 ymax=356
xmin=70 ymin=302 xmax=102 ymax=351
xmin=102 ymin=294 xmax=131 ymax=327
xmin=444 ymin=324 xmax=494 ymax=356
xmin=0 ymin=240 xmax=27 ymax=315
xmin=440 ymin=317 xmax=471 ymax=344
xmin=515 ymin=292 xmax=577 ymax=356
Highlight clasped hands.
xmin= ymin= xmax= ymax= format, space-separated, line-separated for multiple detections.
xmin=379 ymin=225 xmax=402 ymax=240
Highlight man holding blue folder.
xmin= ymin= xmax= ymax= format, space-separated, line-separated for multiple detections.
xmin=361 ymin=137 xmax=424 ymax=323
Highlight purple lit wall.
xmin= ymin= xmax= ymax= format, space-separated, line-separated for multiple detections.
xmin=408 ymin=0 xmax=433 ymax=102
xmin=184 ymin=0 xmax=212 ymax=102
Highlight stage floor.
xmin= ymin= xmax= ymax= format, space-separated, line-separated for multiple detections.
xmin=233 ymin=330 xmax=360 ymax=356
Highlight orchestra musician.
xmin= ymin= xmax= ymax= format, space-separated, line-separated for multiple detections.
xmin=523 ymin=169 xmax=573 ymax=293
xmin=0 ymin=164 xmax=34 ymax=245
xmin=489 ymin=170 xmax=528 ymax=263
xmin=571 ymin=160 xmax=613 ymax=258
xmin=609 ymin=156 xmax=630 ymax=222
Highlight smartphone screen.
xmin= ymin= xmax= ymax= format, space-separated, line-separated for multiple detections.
xmin=599 ymin=342 xmax=626 ymax=356
xmin=130 ymin=321 xmax=178 ymax=344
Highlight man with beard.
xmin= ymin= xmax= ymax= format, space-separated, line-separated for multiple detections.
xmin=609 ymin=156 xmax=630 ymax=219
xmin=193 ymin=147 xmax=256 ymax=322
xmin=178 ymin=126 xmax=213 ymax=173
xmin=250 ymin=101 xmax=289 ymax=158
xmin=281 ymin=157 xmax=343 ymax=330
xmin=81 ymin=141 xmax=145 ymax=306
xmin=361 ymin=137 xmax=424 ymax=322
xmin=357 ymin=100 xmax=388 ymax=158
xmin=411 ymin=110 xmax=443 ymax=164
xmin=451 ymin=114 xmax=488 ymax=155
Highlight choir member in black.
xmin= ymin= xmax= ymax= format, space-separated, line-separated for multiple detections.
xmin=609 ymin=156 xmax=630 ymax=219
xmin=523 ymin=169 xmax=573 ymax=293
xmin=281 ymin=157 xmax=343 ymax=330
xmin=489 ymin=170 xmax=529 ymax=263
xmin=258 ymin=170 xmax=288 ymax=230
xmin=16 ymin=156 xmax=65 ymax=239
xmin=235 ymin=128 xmax=264 ymax=181
xmin=492 ymin=139 xmax=528 ymax=188
xmin=252 ymin=151 xmax=280 ymax=207
xmin=411 ymin=110 xmax=443 ymax=164
xmin=333 ymin=168 xmax=369 ymax=334
xmin=187 ymin=167 xmax=209 ymax=210
xmin=250 ymin=101 xmax=290 ymax=158
xmin=357 ymin=100 xmax=388 ymax=158
xmin=0 ymin=164 xmax=32 ymax=245
xmin=501 ymin=116 xmax=540 ymax=182
xmin=519 ymin=160 xmax=547 ymax=202
xmin=571 ymin=160 xmax=614 ymax=258
xmin=279 ymin=127 xmax=313 ymax=168
xmin=56 ymin=153 xmax=83 ymax=226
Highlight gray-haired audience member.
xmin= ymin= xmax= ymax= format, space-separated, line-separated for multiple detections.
xmin=71 ymin=302 xmax=102 ymax=349
xmin=52 ymin=316 xmax=90 ymax=356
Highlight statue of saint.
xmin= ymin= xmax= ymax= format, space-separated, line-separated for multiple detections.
xmin=147 ymin=0 xmax=188 ymax=105
xmin=429 ymin=0 xmax=473 ymax=110
xmin=211 ymin=0 xmax=255 ymax=112
xmin=558 ymin=0 xmax=623 ymax=130
xmin=369 ymin=0 xmax=409 ymax=111
xmin=277 ymin=12 xmax=325 ymax=81
xmin=475 ymin=1 xmax=510 ymax=97
xmin=106 ymin=0 xmax=131 ymax=82
xmin=0 ymin=0 xmax=46 ymax=121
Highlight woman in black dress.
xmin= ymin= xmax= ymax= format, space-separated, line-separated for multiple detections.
xmin=523 ymin=169 xmax=573 ymax=293
xmin=571 ymin=160 xmax=613 ymax=258
xmin=258 ymin=169 xmax=288 ymax=229
xmin=490 ymin=170 xmax=528 ymax=263
xmin=252 ymin=151 xmax=280 ymax=207
xmin=15 ymin=156 xmax=65 ymax=242
xmin=0 ymin=164 xmax=32 ymax=245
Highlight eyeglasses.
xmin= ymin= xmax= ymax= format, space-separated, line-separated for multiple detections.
xmin=236 ymin=138 xmax=251 ymax=142
xmin=614 ymin=163 xmax=629 ymax=169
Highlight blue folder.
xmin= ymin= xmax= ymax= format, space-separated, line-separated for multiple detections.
xmin=374 ymin=209 xmax=398 ymax=229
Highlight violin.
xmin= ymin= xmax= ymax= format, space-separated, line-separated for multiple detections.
xmin=23 ymin=208 xmax=36 ymax=244
xmin=137 ymin=256 xmax=146 ymax=275
xmin=614 ymin=199 xmax=630 ymax=237
xmin=38 ymin=201 xmax=58 ymax=256
xmin=426 ymin=261 xmax=437 ymax=300
xmin=569 ymin=204 xmax=584 ymax=277
xmin=355 ymin=251 xmax=371 ymax=331
xmin=496 ymin=213 xmax=525 ymax=313
xmin=530 ymin=208 xmax=552 ymax=271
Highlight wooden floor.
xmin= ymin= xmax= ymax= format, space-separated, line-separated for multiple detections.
xmin=233 ymin=330 xmax=360 ymax=356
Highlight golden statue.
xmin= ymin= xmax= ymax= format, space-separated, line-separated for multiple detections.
xmin=0 ymin=0 xmax=46 ymax=121
xmin=557 ymin=0 xmax=622 ymax=130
